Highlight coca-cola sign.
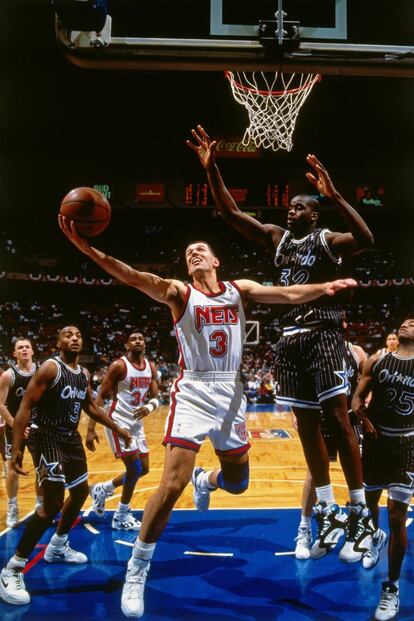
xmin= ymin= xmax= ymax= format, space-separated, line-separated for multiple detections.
xmin=214 ymin=136 xmax=261 ymax=159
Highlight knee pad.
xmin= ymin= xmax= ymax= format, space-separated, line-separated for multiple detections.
xmin=122 ymin=458 xmax=143 ymax=483
xmin=217 ymin=462 xmax=249 ymax=495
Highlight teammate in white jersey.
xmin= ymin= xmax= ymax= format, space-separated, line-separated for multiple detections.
xmin=86 ymin=331 xmax=159 ymax=531
xmin=59 ymin=215 xmax=357 ymax=618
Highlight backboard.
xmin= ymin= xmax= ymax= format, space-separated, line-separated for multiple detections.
xmin=55 ymin=0 xmax=414 ymax=77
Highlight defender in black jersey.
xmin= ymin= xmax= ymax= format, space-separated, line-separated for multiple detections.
xmin=352 ymin=318 xmax=414 ymax=621
xmin=0 ymin=326 xmax=132 ymax=607
xmin=189 ymin=124 xmax=374 ymax=562
xmin=0 ymin=337 xmax=41 ymax=528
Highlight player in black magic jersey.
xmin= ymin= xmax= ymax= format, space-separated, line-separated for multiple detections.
xmin=189 ymin=125 xmax=374 ymax=562
xmin=352 ymin=318 xmax=414 ymax=621
xmin=0 ymin=337 xmax=42 ymax=529
xmin=0 ymin=326 xmax=132 ymax=607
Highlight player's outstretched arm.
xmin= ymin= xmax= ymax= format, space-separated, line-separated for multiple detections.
xmin=59 ymin=216 xmax=186 ymax=312
xmin=237 ymin=278 xmax=357 ymax=304
xmin=187 ymin=125 xmax=284 ymax=249
xmin=306 ymin=154 xmax=374 ymax=255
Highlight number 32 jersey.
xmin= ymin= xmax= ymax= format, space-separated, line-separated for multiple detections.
xmin=174 ymin=281 xmax=246 ymax=373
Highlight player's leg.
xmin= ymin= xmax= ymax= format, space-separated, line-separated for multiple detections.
xmin=362 ymin=489 xmax=387 ymax=570
xmin=191 ymin=450 xmax=250 ymax=513
xmin=4 ymin=428 xmax=21 ymax=528
xmin=373 ymin=497 xmax=408 ymax=621
xmin=294 ymin=406 xmax=347 ymax=559
xmin=322 ymin=394 xmax=375 ymax=562
xmin=121 ymin=444 xmax=196 ymax=617
xmin=112 ymin=453 xmax=149 ymax=531
xmin=0 ymin=478 xmax=65 ymax=605
xmin=294 ymin=469 xmax=316 ymax=560
xmin=321 ymin=393 xmax=363 ymax=492
xmin=44 ymin=430 xmax=89 ymax=564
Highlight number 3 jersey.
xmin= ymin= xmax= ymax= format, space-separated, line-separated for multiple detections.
xmin=367 ymin=351 xmax=414 ymax=434
xmin=174 ymin=281 xmax=246 ymax=372
xmin=33 ymin=358 xmax=89 ymax=432
xmin=108 ymin=356 xmax=152 ymax=427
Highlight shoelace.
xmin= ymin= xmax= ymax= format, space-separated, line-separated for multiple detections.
xmin=295 ymin=529 xmax=311 ymax=543
xmin=10 ymin=571 xmax=25 ymax=590
xmin=378 ymin=590 xmax=397 ymax=609
xmin=345 ymin=512 xmax=364 ymax=541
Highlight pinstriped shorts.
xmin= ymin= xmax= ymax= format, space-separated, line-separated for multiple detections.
xmin=274 ymin=328 xmax=348 ymax=409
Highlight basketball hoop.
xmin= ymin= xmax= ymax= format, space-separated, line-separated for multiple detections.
xmin=225 ymin=71 xmax=321 ymax=152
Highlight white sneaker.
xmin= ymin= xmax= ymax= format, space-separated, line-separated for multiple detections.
xmin=362 ymin=529 xmax=388 ymax=569
xmin=90 ymin=483 xmax=112 ymax=517
xmin=191 ymin=467 xmax=211 ymax=512
xmin=310 ymin=502 xmax=347 ymax=559
xmin=339 ymin=502 xmax=375 ymax=563
xmin=112 ymin=511 xmax=141 ymax=531
xmin=0 ymin=568 xmax=30 ymax=605
xmin=6 ymin=504 xmax=19 ymax=529
xmin=294 ymin=526 xmax=312 ymax=560
xmin=374 ymin=582 xmax=400 ymax=620
xmin=121 ymin=557 xmax=150 ymax=618
xmin=44 ymin=542 xmax=88 ymax=564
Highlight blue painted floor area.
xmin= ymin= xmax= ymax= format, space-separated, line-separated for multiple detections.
xmin=1 ymin=507 xmax=414 ymax=620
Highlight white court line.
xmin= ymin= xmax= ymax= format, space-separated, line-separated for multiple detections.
xmin=274 ymin=551 xmax=296 ymax=556
xmin=184 ymin=551 xmax=234 ymax=557
xmin=83 ymin=523 xmax=100 ymax=535
xmin=115 ymin=540 xmax=134 ymax=547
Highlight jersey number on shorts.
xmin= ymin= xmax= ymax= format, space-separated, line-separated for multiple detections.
xmin=209 ymin=330 xmax=228 ymax=357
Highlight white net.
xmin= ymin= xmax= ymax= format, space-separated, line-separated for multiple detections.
xmin=225 ymin=71 xmax=321 ymax=152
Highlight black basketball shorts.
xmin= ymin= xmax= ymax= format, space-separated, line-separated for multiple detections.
xmin=275 ymin=328 xmax=348 ymax=409
xmin=28 ymin=427 xmax=88 ymax=489
xmin=363 ymin=433 xmax=414 ymax=502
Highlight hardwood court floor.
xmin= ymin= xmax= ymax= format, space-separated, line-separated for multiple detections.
xmin=0 ymin=406 xmax=368 ymax=527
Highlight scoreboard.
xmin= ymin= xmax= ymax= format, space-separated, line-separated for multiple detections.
xmin=184 ymin=180 xmax=292 ymax=209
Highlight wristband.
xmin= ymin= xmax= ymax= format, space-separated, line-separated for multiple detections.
xmin=146 ymin=398 xmax=159 ymax=413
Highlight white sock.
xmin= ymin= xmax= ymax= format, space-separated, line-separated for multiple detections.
xmin=7 ymin=555 xmax=27 ymax=570
xmin=118 ymin=502 xmax=130 ymax=514
xmin=349 ymin=489 xmax=366 ymax=505
xmin=50 ymin=533 xmax=68 ymax=547
xmin=299 ymin=515 xmax=312 ymax=530
xmin=132 ymin=538 xmax=156 ymax=562
xmin=200 ymin=470 xmax=217 ymax=490
xmin=8 ymin=497 xmax=17 ymax=506
xmin=315 ymin=484 xmax=335 ymax=505
xmin=103 ymin=480 xmax=116 ymax=494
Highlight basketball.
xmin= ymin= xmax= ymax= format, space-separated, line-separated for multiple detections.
xmin=59 ymin=187 xmax=111 ymax=237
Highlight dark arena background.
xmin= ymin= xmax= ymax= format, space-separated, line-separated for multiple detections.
xmin=0 ymin=1 xmax=413 ymax=620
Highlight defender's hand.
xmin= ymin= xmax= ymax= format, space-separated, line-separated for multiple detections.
xmin=186 ymin=125 xmax=217 ymax=171
xmin=11 ymin=450 xmax=28 ymax=476
xmin=305 ymin=154 xmax=338 ymax=199
xmin=86 ymin=429 xmax=100 ymax=452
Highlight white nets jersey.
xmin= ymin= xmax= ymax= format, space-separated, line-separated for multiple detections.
xmin=174 ymin=281 xmax=246 ymax=372
xmin=108 ymin=356 xmax=152 ymax=426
